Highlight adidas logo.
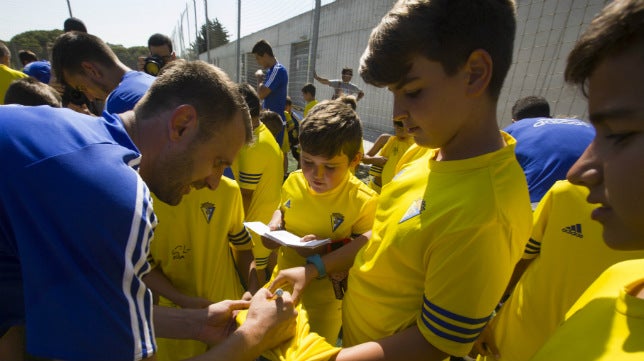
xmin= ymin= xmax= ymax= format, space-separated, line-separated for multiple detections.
xmin=562 ymin=224 xmax=583 ymax=238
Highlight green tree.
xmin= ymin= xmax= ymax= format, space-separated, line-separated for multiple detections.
xmin=7 ymin=30 xmax=62 ymax=68
xmin=192 ymin=18 xmax=230 ymax=54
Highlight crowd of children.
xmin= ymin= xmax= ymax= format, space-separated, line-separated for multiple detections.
xmin=1 ymin=1 xmax=643 ymax=360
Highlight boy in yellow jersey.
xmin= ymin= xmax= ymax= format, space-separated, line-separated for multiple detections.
xmin=302 ymin=83 xmax=318 ymax=117
xmin=232 ymin=83 xmax=284 ymax=283
xmin=270 ymin=1 xmax=532 ymax=360
xmin=362 ymin=119 xmax=414 ymax=192
xmin=144 ymin=176 xmax=257 ymax=361
xmin=530 ymin=1 xmax=644 ymax=359
xmin=475 ymin=181 xmax=644 ymax=361
xmin=263 ymin=99 xmax=378 ymax=343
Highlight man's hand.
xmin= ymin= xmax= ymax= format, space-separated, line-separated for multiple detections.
xmin=195 ymin=299 xmax=251 ymax=345
xmin=236 ymin=288 xmax=298 ymax=351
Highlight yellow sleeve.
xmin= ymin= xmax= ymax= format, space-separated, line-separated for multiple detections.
xmin=235 ymin=304 xmax=340 ymax=361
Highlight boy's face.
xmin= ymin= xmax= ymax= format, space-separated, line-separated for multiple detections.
xmin=567 ymin=48 xmax=644 ymax=250
xmin=388 ymin=55 xmax=469 ymax=149
xmin=302 ymin=91 xmax=313 ymax=102
xmin=300 ymin=150 xmax=359 ymax=193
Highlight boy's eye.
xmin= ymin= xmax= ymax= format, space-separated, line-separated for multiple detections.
xmin=606 ymin=132 xmax=636 ymax=146
xmin=404 ymin=89 xmax=421 ymax=98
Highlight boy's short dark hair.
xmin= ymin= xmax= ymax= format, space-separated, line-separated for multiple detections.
xmin=511 ymin=95 xmax=551 ymax=120
xmin=238 ymin=82 xmax=261 ymax=118
xmin=565 ymin=0 xmax=644 ymax=96
xmin=301 ymin=83 xmax=316 ymax=97
xmin=260 ymin=110 xmax=284 ymax=138
xmin=299 ymin=99 xmax=363 ymax=161
xmin=360 ymin=0 xmax=516 ymax=99
xmin=4 ymin=77 xmax=62 ymax=107
xmin=252 ymin=39 xmax=274 ymax=57
xmin=18 ymin=50 xmax=38 ymax=65
xmin=342 ymin=67 xmax=353 ymax=75
xmin=148 ymin=33 xmax=173 ymax=52
xmin=285 ymin=96 xmax=292 ymax=107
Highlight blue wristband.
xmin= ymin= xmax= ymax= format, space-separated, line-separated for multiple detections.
xmin=306 ymin=254 xmax=327 ymax=279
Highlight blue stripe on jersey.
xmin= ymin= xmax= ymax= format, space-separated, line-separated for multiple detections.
xmin=122 ymin=166 xmax=156 ymax=358
xmin=421 ymin=295 xmax=491 ymax=344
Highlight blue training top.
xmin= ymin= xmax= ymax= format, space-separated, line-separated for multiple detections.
xmin=504 ymin=117 xmax=595 ymax=204
xmin=0 ymin=105 xmax=156 ymax=360
xmin=105 ymin=70 xmax=155 ymax=114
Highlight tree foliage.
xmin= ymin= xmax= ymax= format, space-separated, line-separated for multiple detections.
xmin=193 ymin=18 xmax=230 ymax=54
xmin=4 ymin=29 xmax=149 ymax=70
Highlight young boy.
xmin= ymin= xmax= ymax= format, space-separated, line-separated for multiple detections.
xmin=270 ymin=1 xmax=532 ymax=359
xmin=263 ymin=99 xmax=378 ymax=343
xmin=531 ymin=1 xmax=644 ymax=359
xmin=301 ymin=83 xmax=318 ymax=117
xmin=232 ymin=84 xmax=284 ymax=282
xmin=145 ymin=177 xmax=257 ymax=361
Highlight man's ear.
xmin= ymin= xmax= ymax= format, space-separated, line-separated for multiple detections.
xmin=464 ymin=49 xmax=493 ymax=97
xmin=168 ymin=104 xmax=198 ymax=142
xmin=80 ymin=61 xmax=102 ymax=80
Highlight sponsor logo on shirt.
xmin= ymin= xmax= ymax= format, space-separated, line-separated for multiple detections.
xmin=400 ymin=199 xmax=425 ymax=223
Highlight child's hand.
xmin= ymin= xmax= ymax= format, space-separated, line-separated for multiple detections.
xmin=292 ymin=234 xmax=326 ymax=257
xmin=268 ymin=265 xmax=316 ymax=304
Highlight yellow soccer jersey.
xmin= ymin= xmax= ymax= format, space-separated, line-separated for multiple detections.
xmin=149 ymin=177 xmax=251 ymax=361
xmin=531 ymin=259 xmax=644 ymax=361
xmin=304 ymin=99 xmax=318 ymax=117
xmin=379 ymin=136 xmax=415 ymax=186
xmin=273 ymin=170 xmax=378 ymax=341
xmin=232 ymin=122 xmax=284 ymax=269
xmin=342 ymin=132 xmax=532 ymax=357
xmin=480 ymin=181 xmax=644 ymax=361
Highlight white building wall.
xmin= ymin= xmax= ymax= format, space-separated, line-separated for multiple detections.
xmin=204 ymin=0 xmax=607 ymax=136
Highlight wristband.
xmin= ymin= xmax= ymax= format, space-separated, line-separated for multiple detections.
xmin=306 ymin=254 xmax=327 ymax=279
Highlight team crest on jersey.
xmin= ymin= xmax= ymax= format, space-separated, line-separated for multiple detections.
xmin=331 ymin=213 xmax=345 ymax=232
xmin=285 ymin=200 xmax=292 ymax=209
xmin=399 ymin=199 xmax=426 ymax=223
xmin=200 ymin=202 xmax=215 ymax=224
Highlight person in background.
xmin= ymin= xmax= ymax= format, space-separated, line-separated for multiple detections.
xmin=302 ymin=83 xmax=318 ymax=117
xmin=504 ymin=95 xmax=595 ymax=207
xmin=4 ymin=77 xmax=61 ymax=107
xmin=0 ymin=41 xmax=29 ymax=105
xmin=138 ymin=33 xmax=177 ymax=76
xmin=314 ymin=67 xmax=364 ymax=101
xmin=232 ymin=84 xmax=284 ymax=284
xmin=51 ymin=31 xmax=155 ymax=114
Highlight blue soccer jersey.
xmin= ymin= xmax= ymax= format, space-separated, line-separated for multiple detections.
xmin=105 ymin=70 xmax=155 ymax=114
xmin=0 ymin=105 xmax=156 ymax=360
